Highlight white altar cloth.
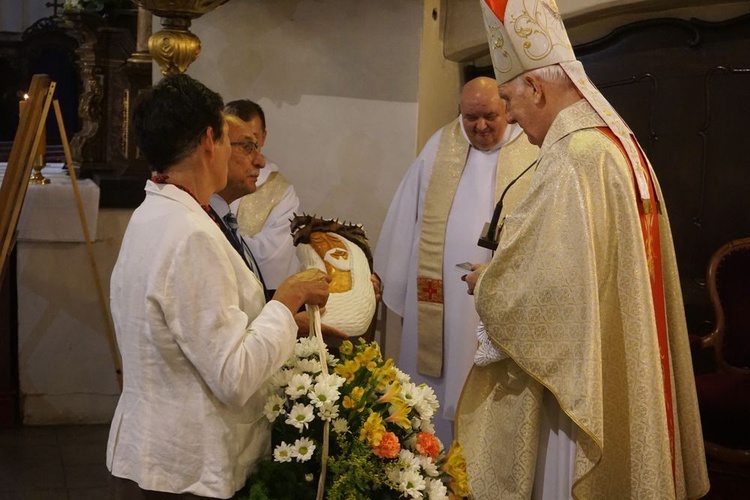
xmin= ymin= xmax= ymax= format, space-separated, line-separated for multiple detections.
xmin=0 ymin=163 xmax=99 ymax=242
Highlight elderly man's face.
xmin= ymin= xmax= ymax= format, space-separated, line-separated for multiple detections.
xmin=224 ymin=118 xmax=264 ymax=200
xmin=498 ymin=77 xmax=542 ymax=146
xmin=460 ymin=87 xmax=507 ymax=151
xmin=246 ymin=115 xmax=267 ymax=148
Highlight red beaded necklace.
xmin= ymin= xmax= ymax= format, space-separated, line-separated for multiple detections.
xmin=150 ymin=174 xmax=223 ymax=228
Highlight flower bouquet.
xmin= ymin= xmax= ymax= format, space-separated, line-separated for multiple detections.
xmin=244 ymin=335 xmax=470 ymax=499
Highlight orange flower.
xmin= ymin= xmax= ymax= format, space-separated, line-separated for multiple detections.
xmin=415 ymin=432 xmax=441 ymax=459
xmin=372 ymin=431 xmax=401 ymax=458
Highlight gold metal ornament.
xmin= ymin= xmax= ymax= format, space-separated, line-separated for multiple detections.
xmin=29 ymin=154 xmax=50 ymax=185
xmin=135 ymin=0 xmax=231 ymax=75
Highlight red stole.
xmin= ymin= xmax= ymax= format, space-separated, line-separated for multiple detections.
xmin=598 ymin=127 xmax=676 ymax=486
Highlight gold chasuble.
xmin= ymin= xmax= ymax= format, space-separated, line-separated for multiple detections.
xmin=237 ymin=171 xmax=291 ymax=237
xmin=456 ymin=101 xmax=708 ymax=499
xmin=416 ymin=118 xmax=537 ymax=377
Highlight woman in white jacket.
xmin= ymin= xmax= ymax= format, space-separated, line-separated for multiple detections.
xmin=107 ymin=74 xmax=331 ymax=499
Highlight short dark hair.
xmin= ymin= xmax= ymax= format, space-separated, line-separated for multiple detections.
xmin=225 ymin=99 xmax=266 ymax=130
xmin=133 ymin=74 xmax=225 ymax=173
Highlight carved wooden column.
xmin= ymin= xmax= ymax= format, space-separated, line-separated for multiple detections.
xmin=59 ymin=10 xmax=155 ymax=206
xmin=60 ymin=12 xmax=106 ymax=176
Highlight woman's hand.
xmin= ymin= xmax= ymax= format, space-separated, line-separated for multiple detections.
xmin=273 ymin=268 xmax=331 ymax=313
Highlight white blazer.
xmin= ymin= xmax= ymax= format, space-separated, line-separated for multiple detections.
xmin=107 ymin=182 xmax=297 ymax=498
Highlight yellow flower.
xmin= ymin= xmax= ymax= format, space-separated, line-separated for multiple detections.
xmin=334 ymin=359 xmax=361 ymax=381
xmin=339 ymin=340 xmax=353 ymax=356
xmin=373 ymin=359 xmax=397 ymax=391
xmin=377 ymin=381 xmax=402 ymax=404
xmin=342 ymin=386 xmax=365 ymax=410
xmin=385 ymin=400 xmax=412 ymax=430
xmin=442 ymin=442 xmax=470 ymax=497
xmin=359 ymin=411 xmax=385 ymax=446
xmin=354 ymin=343 xmax=381 ymax=370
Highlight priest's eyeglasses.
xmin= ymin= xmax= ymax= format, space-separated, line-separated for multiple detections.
xmin=230 ymin=140 xmax=260 ymax=155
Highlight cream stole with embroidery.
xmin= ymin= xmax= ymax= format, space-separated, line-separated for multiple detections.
xmin=416 ymin=119 xmax=537 ymax=377
xmin=237 ymin=171 xmax=291 ymax=237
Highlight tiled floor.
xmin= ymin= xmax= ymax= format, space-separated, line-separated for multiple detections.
xmin=0 ymin=424 xmax=110 ymax=500
xmin=1 ymin=424 xmax=748 ymax=499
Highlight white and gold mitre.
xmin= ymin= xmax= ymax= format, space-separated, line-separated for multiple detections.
xmin=479 ymin=0 xmax=574 ymax=85
xmin=479 ymin=0 xmax=653 ymax=204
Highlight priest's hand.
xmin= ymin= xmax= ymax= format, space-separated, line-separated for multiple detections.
xmin=273 ymin=268 xmax=330 ymax=314
xmin=462 ymin=263 xmax=489 ymax=295
xmin=371 ymin=273 xmax=382 ymax=302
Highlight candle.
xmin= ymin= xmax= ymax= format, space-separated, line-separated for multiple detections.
xmin=19 ymin=93 xmax=46 ymax=164
xmin=19 ymin=93 xmax=27 ymax=120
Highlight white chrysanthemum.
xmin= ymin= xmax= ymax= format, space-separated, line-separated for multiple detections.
xmin=414 ymin=384 xmax=439 ymax=419
xmin=394 ymin=367 xmax=411 ymax=385
xmin=292 ymin=437 xmax=316 ymax=462
xmin=332 ymin=418 xmax=349 ymax=434
xmin=317 ymin=401 xmax=340 ymax=421
xmin=326 ymin=353 xmax=337 ymax=367
xmin=285 ymin=402 xmax=315 ymax=430
xmin=273 ymin=442 xmax=293 ymax=463
xmin=396 ymin=468 xmax=426 ymax=498
xmin=305 ymin=473 xmax=314 ymax=482
xmin=268 ymin=368 xmax=292 ymax=388
xmin=296 ymin=357 xmax=322 ymax=374
xmin=400 ymin=382 xmax=422 ymax=407
xmin=425 ymin=478 xmax=449 ymax=499
xmin=418 ymin=419 xmax=436 ymax=435
xmin=286 ymin=373 xmax=313 ymax=400
xmin=309 ymin=382 xmax=340 ymax=408
xmin=411 ymin=416 xmax=424 ymax=431
xmin=418 ymin=455 xmax=439 ymax=477
xmin=386 ymin=464 xmax=402 ymax=484
xmin=398 ymin=449 xmax=421 ymax=471
xmin=316 ymin=372 xmax=346 ymax=389
xmin=263 ymin=394 xmax=286 ymax=422
xmin=295 ymin=337 xmax=324 ymax=359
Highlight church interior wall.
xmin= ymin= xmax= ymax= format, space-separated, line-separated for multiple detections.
xmin=186 ymin=0 xmax=423 ymax=250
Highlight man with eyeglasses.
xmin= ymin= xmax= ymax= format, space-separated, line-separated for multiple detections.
xmin=209 ymin=114 xmax=269 ymax=298
xmin=226 ymin=100 xmax=301 ymax=294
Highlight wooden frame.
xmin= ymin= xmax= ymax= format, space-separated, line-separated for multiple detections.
xmin=0 ymin=74 xmax=55 ymax=282
xmin=0 ymin=73 xmax=122 ymax=390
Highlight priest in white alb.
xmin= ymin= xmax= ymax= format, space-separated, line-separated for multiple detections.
xmin=374 ymin=76 xmax=538 ymax=444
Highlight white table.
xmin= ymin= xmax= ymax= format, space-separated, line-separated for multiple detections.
xmin=0 ymin=163 xmax=99 ymax=242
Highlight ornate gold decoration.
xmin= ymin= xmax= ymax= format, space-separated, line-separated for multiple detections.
xmin=510 ymin=0 xmax=572 ymax=62
xmin=309 ymin=233 xmax=352 ymax=293
xmin=511 ymin=1 xmax=570 ymax=61
xmin=489 ymin=27 xmax=513 ymax=75
xmin=135 ymin=0 xmax=231 ymax=75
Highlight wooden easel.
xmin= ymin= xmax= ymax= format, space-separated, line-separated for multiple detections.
xmin=0 ymin=74 xmax=123 ymax=390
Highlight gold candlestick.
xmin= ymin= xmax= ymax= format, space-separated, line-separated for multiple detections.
xmin=20 ymin=94 xmax=50 ymax=185
xmin=135 ymin=0 xmax=231 ymax=76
